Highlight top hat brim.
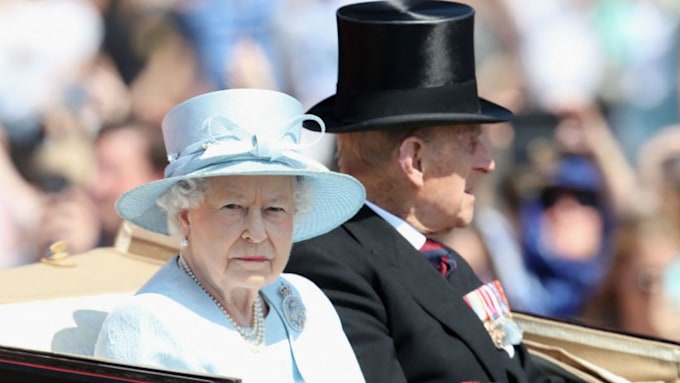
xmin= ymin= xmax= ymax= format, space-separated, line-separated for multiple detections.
xmin=303 ymin=95 xmax=513 ymax=133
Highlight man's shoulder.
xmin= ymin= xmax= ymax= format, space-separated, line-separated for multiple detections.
xmin=289 ymin=228 xmax=353 ymax=268
xmin=288 ymin=225 xmax=362 ymax=272
xmin=292 ymin=206 xmax=391 ymax=251
xmin=287 ymin=228 xmax=389 ymax=290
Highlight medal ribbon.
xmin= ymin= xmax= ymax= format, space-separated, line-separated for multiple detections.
xmin=463 ymin=280 xmax=524 ymax=350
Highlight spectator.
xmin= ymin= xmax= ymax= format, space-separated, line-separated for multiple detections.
xmin=636 ymin=124 xmax=680 ymax=228
xmin=0 ymin=128 xmax=43 ymax=268
xmin=272 ymin=0 xmax=361 ymax=168
xmin=0 ymin=0 xmax=103 ymax=157
xmin=170 ymin=0 xmax=282 ymax=91
xmin=581 ymin=214 xmax=680 ymax=342
xmin=86 ymin=120 xmax=166 ymax=246
xmin=592 ymin=0 xmax=680 ymax=162
xmin=516 ymin=154 xmax=615 ymax=317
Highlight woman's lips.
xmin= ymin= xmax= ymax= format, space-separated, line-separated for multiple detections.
xmin=236 ymin=256 xmax=269 ymax=262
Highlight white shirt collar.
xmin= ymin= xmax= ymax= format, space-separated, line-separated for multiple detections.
xmin=364 ymin=200 xmax=426 ymax=250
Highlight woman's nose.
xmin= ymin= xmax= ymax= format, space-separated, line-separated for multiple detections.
xmin=241 ymin=209 xmax=267 ymax=243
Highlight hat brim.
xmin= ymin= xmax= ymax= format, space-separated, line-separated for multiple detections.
xmin=116 ymin=160 xmax=365 ymax=243
xmin=304 ymin=95 xmax=512 ymax=132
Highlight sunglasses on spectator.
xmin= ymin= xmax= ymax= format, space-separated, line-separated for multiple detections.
xmin=540 ymin=187 xmax=600 ymax=208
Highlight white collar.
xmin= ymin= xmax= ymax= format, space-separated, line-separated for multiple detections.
xmin=364 ymin=200 xmax=426 ymax=250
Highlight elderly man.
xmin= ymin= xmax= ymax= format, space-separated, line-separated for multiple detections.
xmin=286 ymin=2 xmax=564 ymax=382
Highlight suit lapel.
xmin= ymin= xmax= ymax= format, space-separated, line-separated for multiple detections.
xmin=344 ymin=206 xmax=509 ymax=381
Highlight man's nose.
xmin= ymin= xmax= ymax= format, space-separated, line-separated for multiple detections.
xmin=474 ymin=141 xmax=495 ymax=174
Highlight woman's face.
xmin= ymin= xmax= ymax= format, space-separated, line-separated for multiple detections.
xmin=179 ymin=175 xmax=295 ymax=295
xmin=616 ymin=233 xmax=680 ymax=341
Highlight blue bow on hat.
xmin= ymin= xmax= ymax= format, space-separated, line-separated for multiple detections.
xmin=164 ymin=113 xmax=325 ymax=178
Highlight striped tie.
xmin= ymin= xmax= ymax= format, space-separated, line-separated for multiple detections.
xmin=420 ymin=239 xmax=457 ymax=278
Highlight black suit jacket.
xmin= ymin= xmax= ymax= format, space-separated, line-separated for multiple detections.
xmin=286 ymin=206 xmax=562 ymax=383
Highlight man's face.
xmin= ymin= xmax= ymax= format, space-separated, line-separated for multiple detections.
xmin=413 ymin=124 xmax=494 ymax=237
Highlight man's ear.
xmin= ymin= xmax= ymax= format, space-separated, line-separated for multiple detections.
xmin=398 ymin=136 xmax=426 ymax=188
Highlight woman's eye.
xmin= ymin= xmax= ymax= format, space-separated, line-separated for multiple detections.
xmin=266 ymin=206 xmax=292 ymax=216
xmin=222 ymin=203 xmax=241 ymax=210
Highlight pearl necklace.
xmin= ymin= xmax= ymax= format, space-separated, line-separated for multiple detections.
xmin=178 ymin=255 xmax=265 ymax=348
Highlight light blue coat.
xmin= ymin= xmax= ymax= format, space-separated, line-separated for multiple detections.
xmin=94 ymin=256 xmax=365 ymax=383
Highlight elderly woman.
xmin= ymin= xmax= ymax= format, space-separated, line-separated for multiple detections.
xmin=93 ymin=89 xmax=366 ymax=382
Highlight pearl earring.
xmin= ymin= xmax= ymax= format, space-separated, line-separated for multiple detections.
xmin=181 ymin=238 xmax=188 ymax=248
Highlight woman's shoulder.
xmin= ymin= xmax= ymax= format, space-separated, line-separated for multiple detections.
xmin=136 ymin=256 xmax=184 ymax=294
xmin=105 ymin=258 xmax=200 ymax=322
xmin=278 ymin=273 xmax=322 ymax=295
xmin=261 ymin=274 xmax=331 ymax=306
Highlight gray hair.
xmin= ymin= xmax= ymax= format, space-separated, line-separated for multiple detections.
xmin=156 ymin=176 xmax=312 ymax=237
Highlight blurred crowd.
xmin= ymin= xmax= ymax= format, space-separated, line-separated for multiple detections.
xmin=0 ymin=0 xmax=679 ymax=343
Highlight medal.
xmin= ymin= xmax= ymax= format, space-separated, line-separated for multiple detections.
xmin=464 ymin=280 xmax=523 ymax=351
xmin=483 ymin=319 xmax=507 ymax=349
xmin=280 ymin=283 xmax=306 ymax=332
xmin=499 ymin=316 xmax=523 ymax=345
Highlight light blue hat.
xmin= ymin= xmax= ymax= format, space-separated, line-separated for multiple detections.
xmin=115 ymin=89 xmax=366 ymax=242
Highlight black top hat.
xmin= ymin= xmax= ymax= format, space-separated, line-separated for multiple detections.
xmin=305 ymin=1 xmax=513 ymax=133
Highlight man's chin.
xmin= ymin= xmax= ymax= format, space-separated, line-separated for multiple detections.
xmin=455 ymin=208 xmax=476 ymax=229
